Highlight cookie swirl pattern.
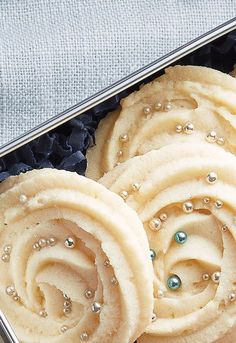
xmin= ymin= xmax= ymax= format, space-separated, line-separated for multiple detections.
xmin=87 ymin=65 xmax=236 ymax=180
xmin=0 ymin=169 xmax=153 ymax=343
xmin=100 ymin=142 xmax=236 ymax=343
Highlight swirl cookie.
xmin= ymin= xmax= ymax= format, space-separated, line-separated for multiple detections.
xmin=100 ymin=142 xmax=236 ymax=343
xmin=86 ymin=65 xmax=236 ymax=180
xmin=0 ymin=169 xmax=153 ymax=343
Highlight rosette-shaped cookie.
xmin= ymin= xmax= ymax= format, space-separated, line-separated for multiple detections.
xmin=87 ymin=65 xmax=236 ymax=180
xmin=0 ymin=169 xmax=153 ymax=343
xmin=100 ymin=142 xmax=236 ymax=342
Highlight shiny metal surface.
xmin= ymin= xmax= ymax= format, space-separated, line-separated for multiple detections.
xmin=0 ymin=311 xmax=19 ymax=343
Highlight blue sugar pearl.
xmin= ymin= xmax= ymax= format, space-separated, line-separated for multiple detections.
xmin=174 ymin=231 xmax=188 ymax=244
xmin=149 ymin=249 xmax=156 ymax=261
xmin=167 ymin=274 xmax=182 ymax=290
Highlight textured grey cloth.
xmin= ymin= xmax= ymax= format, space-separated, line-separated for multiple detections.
xmin=0 ymin=0 xmax=236 ymax=146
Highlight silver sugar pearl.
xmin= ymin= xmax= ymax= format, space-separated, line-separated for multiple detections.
xmin=6 ymin=285 xmax=15 ymax=296
xmin=60 ymin=325 xmax=68 ymax=333
xmin=211 ymin=271 xmax=221 ymax=283
xmin=19 ymin=194 xmax=28 ymax=204
xmin=215 ymin=200 xmax=223 ymax=209
xmin=175 ymin=124 xmax=183 ymax=133
xmin=64 ymin=237 xmax=76 ymax=249
xmin=206 ymin=172 xmax=218 ymax=184
xmin=206 ymin=131 xmax=217 ymax=143
xmin=148 ymin=218 xmax=162 ymax=231
xmin=182 ymin=201 xmax=194 ymax=214
xmin=202 ymin=273 xmax=210 ymax=281
xmin=91 ymin=302 xmax=102 ymax=314
xmin=183 ymin=122 xmax=194 ymax=135
xmin=80 ymin=332 xmax=89 ymax=341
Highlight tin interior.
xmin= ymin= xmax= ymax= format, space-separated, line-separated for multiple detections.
xmin=0 ymin=18 xmax=236 ymax=343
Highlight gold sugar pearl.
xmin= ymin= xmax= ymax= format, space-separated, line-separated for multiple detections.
xmin=19 ymin=194 xmax=28 ymax=204
xmin=119 ymin=134 xmax=129 ymax=143
xmin=175 ymin=124 xmax=183 ymax=133
xmin=33 ymin=243 xmax=41 ymax=251
xmin=143 ymin=105 xmax=152 ymax=115
xmin=111 ymin=276 xmax=118 ymax=285
xmin=80 ymin=332 xmax=89 ymax=341
xmin=221 ymin=224 xmax=228 ymax=232
xmin=104 ymin=259 xmax=111 ymax=267
xmin=148 ymin=218 xmax=161 ymax=231
xmin=164 ymin=102 xmax=172 ymax=111
xmin=215 ymin=200 xmax=223 ymax=209
xmin=1 ymin=253 xmax=10 ymax=262
xmin=202 ymin=273 xmax=210 ymax=281
xmin=63 ymin=307 xmax=71 ymax=315
xmin=39 ymin=309 xmax=47 ymax=318
xmin=228 ymin=293 xmax=236 ymax=302
xmin=84 ymin=289 xmax=94 ymax=299
xmin=217 ymin=137 xmax=225 ymax=146
xmin=38 ymin=239 xmax=47 ymax=248
xmin=13 ymin=295 xmax=20 ymax=302
xmin=160 ymin=213 xmax=167 ymax=221
xmin=119 ymin=190 xmax=129 ymax=200
xmin=154 ymin=101 xmax=162 ymax=111
xmin=157 ymin=289 xmax=164 ymax=298
xmin=132 ymin=183 xmax=141 ymax=191
xmin=4 ymin=245 xmax=12 ymax=254
xmin=206 ymin=131 xmax=217 ymax=143
xmin=203 ymin=197 xmax=210 ymax=204
xmin=47 ymin=237 xmax=57 ymax=246
xmin=117 ymin=150 xmax=123 ymax=157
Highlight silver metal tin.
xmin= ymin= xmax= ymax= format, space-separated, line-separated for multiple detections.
xmin=0 ymin=17 xmax=236 ymax=343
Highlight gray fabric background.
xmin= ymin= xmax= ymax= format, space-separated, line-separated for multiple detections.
xmin=0 ymin=0 xmax=236 ymax=146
